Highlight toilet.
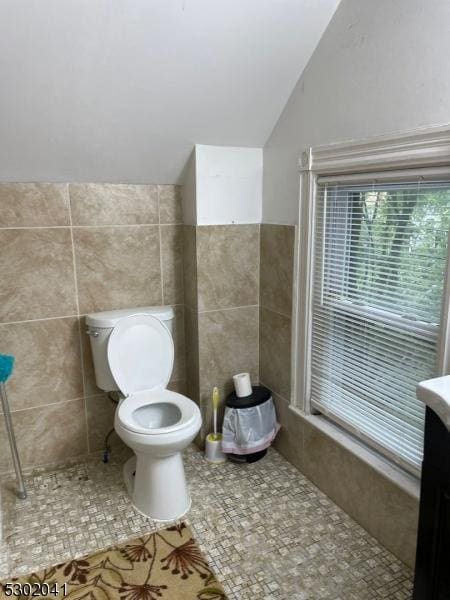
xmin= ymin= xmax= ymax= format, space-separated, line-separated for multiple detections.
xmin=85 ymin=306 xmax=202 ymax=521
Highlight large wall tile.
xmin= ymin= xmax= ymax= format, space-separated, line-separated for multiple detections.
xmin=366 ymin=468 xmax=419 ymax=568
xmin=198 ymin=306 xmax=259 ymax=437
xmin=69 ymin=184 xmax=158 ymax=226
xmin=260 ymin=224 xmax=295 ymax=316
xmin=259 ymin=307 xmax=291 ymax=400
xmin=0 ymin=398 xmax=87 ymax=472
xmin=159 ymin=185 xmax=182 ymax=224
xmin=182 ymin=226 xmax=198 ymax=311
xmin=73 ymin=226 xmax=162 ymax=314
xmin=0 ymin=318 xmax=83 ymax=410
xmin=199 ymin=306 xmax=259 ymax=395
xmin=85 ymin=394 xmax=122 ymax=453
xmin=301 ymin=418 xmax=419 ymax=568
xmin=161 ymin=225 xmax=184 ymax=305
xmin=0 ymin=228 xmax=77 ymax=322
xmin=196 ymin=225 xmax=259 ymax=311
xmin=0 ymin=183 xmax=70 ymax=228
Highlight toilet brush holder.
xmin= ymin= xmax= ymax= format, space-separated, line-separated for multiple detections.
xmin=205 ymin=433 xmax=226 ymax=463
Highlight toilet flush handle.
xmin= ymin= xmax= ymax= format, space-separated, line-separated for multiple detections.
xmin=86 ymin=328 xmax=100 ymax=338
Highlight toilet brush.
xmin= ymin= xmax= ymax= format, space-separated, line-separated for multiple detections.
xmin=0 ymin=354 xmax=27 ymax=499
xmin=205 ymin=387 xmax=226 ymax=463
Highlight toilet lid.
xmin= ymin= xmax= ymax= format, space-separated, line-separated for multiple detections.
xmin=107 ymin=314 xmax=174 ymax=396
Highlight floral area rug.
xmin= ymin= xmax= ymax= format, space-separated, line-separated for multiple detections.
xmin=1 ymin=523 xmax=227 ymax=599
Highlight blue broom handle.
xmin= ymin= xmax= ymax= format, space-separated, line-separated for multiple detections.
xmin=0 ymin=382 xmax=26 ymax=499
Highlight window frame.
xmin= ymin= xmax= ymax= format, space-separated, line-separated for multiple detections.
xmin=293 ymin=126 xmax=450 ymax=454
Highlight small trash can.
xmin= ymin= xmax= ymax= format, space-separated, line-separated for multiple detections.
xmin=222 ymin=385 xmax=279 ymax=463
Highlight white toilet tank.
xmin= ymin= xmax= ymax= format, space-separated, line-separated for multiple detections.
xmin=85 ymin=306 xmax=174 ymax=392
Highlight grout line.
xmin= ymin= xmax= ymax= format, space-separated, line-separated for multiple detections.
xmin=0 ymin=314 xmax=79 ymax=326
xmin=0 ymin=224 xmax=162 ymax=230
xmin=67 ymin=186 xmax=81 ymax=318
xmin=194 ymin=226 xmax=201 ymax=405
xmin=177 ymin=225 xmax=185 ymax=307
xmin=257 ymin=224 xmax=261 ymax=381
xmin=76 ymin=326 xmax=91 ymax=455
xmin=157 ymin=186 xmax=165 ymax=305
xmin=256 ymin=302 xmax=260 ymax=384
xmin=260 ymin=222 xmax=297 ymax=227
xmin=4 ymin=396 xmax=86 ymax=415
xmin=0 ymin=223 xmax=171 ymax=230
xmin=0 ymin=307 xmax=184 ymax=326
xmin=71 ymin=223 xmax=159 ymax=229
xmin=76 ymin=303 xmax=185 ymax=319
xmin=83 ymin=392 xmax=108 ymax=401
xmin=67 ymin=185 xmax=91 ymax=454
xmin=260 ymin=304 xmax=292 ymax=319
xmin=197 ymin=304 xmax=259 ymax=315
xmin=259 ymin=379 xmax=288 ymax=403
xmin=195 ymin=222 xmax=262 ymax=228
xmin=0 ymin=226 xmax=72 ymax=230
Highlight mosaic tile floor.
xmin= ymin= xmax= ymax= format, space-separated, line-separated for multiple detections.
xmin=0 ymin=446 xmax=413 ymax=599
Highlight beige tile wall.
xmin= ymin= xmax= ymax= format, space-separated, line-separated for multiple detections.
xmin=182 ymin=226 xmax=199 ymax=405
xmin=272 ymin=392 xmax=419 ymax=568
xmin=183 ymin=224 xmax=260 ymax=442
xmin=0 ymin=183 xmax=185 ymax=471
xmin=259 ymin=223 xmax=419 ymax=568
xmin=259 ymin=224 xmax=295 ymax=401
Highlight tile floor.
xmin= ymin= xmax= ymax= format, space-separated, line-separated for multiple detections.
xmin=0 ymin=446 xmax=413 ymax=599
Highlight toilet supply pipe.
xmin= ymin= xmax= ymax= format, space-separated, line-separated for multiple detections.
xmin=103 ymin=392 xmax=120 ymax=463
xmin=0 ymin=354 xmax=27 ymax=499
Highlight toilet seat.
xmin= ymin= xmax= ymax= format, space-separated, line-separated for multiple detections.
xmin=117 ymin=388 xmax=199 ymax=435
xmin=108 ymin=313 xmax=198 ymax=437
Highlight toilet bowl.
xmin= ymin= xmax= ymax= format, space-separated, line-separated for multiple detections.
xmin=114 ymin=388 xmax=201 ymax=520
xmin=86 ymin=308 xmax=202 ymax=521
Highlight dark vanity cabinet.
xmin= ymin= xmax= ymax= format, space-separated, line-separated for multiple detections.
xmin=413 ymin=407 xmax=450 ymax=600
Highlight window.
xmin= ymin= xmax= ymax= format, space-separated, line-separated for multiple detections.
xmin=311 ymin=176 xmax=450 ymax=473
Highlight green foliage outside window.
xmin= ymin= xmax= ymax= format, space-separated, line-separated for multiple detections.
xmin=346 ymin=186 xmax=450 ymax=323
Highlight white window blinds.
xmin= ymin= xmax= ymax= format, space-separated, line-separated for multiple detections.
xmin=311 ymin=176 xmax=450 ymax=474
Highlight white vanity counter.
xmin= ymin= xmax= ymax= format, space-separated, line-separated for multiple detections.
xmin=417 ymin=375 xmax=450 ymax=431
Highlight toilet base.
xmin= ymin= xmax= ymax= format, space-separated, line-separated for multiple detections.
xmin=123 ymin=453 xmax=191 ymax=522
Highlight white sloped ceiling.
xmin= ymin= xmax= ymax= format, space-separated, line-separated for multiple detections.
xmin=0 ymin=0 xmax=340 ymax=182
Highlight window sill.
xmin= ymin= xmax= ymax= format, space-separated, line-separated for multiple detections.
xmin=289 ymin=405 xmax=421 ymax=501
